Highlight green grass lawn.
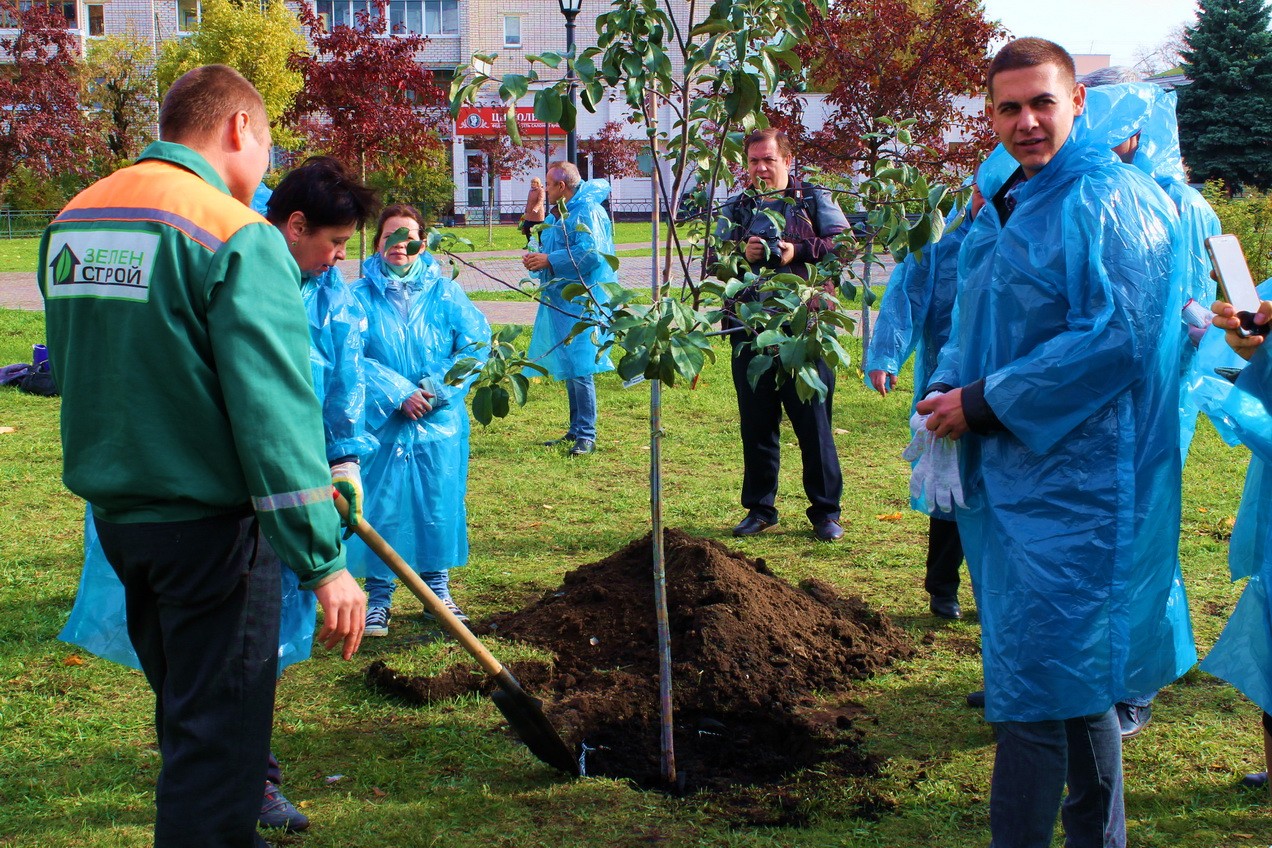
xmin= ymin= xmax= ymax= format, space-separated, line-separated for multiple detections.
xmin=1 ymin=306 xmax=1267 ymax=846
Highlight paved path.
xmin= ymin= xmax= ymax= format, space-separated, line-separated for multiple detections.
xmin=5 ymin=243 xmax=891 ymax=330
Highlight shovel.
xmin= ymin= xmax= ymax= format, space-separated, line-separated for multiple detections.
xmin=334 ymin=494 xmax=579 ymax=776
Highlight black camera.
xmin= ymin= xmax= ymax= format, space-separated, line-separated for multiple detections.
xmin=747 ymin=211 xmax=785 ymax=270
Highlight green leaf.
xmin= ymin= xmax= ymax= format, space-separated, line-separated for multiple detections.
xmin=668 ymin=338 xmax=705 ymax=379
xmin=617 ymin=347 xmax=651 ymax=380
xmin=471 ymin=386 xmax=493 ymax=426
xmin=384 ymin=227 xmax=412 ymax=249
xmin=560 ymin=96 xmax=578 ymax=132
xmin=508 ymin=373 xmax=530 ymax=405
xmin=907 ymin=215 xmax=932 ymax=255
xmin=746 ymin=352 xmax=773 ymax=390
xmin=723 ymin=70 xmax=760 ymax=120
xmin=491 ymin=385 xmax=510 ymax=419
xmin=688 ymin=18 xmax=731 ymax=36
xmin=796 ymin=363 xmax=828 ymax=403
xmin=529 ymin=51 xmax=563 ymax=69
xmin=534 ymin=90 xmax=563 ymax=124
xmin=445 ymin=357 xmax=480 ymax=384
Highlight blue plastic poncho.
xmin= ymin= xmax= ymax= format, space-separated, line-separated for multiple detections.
xmin=348 ymin=251 xmax=490 ymax=576
xmin=303 ymin=265 xmax=378 ymax=462
xmin=527 ymin=179 xmax=616 ymax=380
xmin=932 ymin=120 xmax=1196 ymax=723
xmin=1084 ymin=83 xmax=1223 ymax=459
xmin=59 ymin=506 xmax=318 ymax=672
xmin=250 ymin=181 xmax=273 ymax=216
xmin=1200 ymin=342 xmax=1272 ymax=713
xmin=1189 ymin=279 xmax=1272 ymax=448
xmin=865 ymin=213 xmax=971 ymax=410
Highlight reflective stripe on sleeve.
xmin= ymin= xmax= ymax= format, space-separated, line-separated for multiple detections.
xmin=251 ymin=485 xmax=332 ymax=513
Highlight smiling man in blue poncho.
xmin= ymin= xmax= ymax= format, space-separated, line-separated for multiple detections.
xmin=918 ymin=38 xmax=1196 ymax=847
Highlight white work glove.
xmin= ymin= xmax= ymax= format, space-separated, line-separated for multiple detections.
xmin=330 ymin=460 xmax=363 ymax=534
xmin=904 ymin=408 xmax=936 ymax=506
xmin=418 ymin=375 xmax=448 ymax=411
xmin=928 ymin=435 xmax=967 ymax=513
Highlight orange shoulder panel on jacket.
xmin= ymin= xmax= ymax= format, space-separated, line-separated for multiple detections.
xmin=62 ymin=160 xmax=265 ymax=248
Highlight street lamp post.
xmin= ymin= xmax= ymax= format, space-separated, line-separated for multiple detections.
xmin=558 ymin=0 xmax=581 ymax=164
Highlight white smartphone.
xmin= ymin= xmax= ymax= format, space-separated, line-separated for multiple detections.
xmin=1206 ymin=234 xmax=1265 ymax=338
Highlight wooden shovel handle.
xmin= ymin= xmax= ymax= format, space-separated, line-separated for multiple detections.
xmin=334 ymin=493 xmax=505 ymax=678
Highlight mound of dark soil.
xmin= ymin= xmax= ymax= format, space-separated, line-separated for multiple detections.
xmin=367 ymin=529 xmax=914 ymax=824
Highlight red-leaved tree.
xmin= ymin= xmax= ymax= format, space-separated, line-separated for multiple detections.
xmin=285 ymin=0 xmax=449 ymax=184
xmin=580 ymin=120 xmax=641 ymax=180
xmin=0 ymin=0 xmax=100 ymax=198
xmin=464 ymin=133 xmax=538 ymax=242
xmin=771 ymin=0 xmax=1003 ymax=180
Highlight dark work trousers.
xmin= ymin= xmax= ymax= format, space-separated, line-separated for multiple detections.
xmin=730 ymin=340 xmax=843 ymax=524
xmin=95 ymin=509 xmax=281 ymax=848
xmin=925 ymin=515 xmax=964 ymax=601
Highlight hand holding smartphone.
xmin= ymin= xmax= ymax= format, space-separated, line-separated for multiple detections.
xmin=1206 ymin=234 xmax=1266 ymax=338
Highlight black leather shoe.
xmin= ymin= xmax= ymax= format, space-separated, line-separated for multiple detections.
xmin=732 ymin=513 xmax=777 ymax=537
xmin=543 ymin=433 xmax=577 ymax=446
xmin=966 ymin=690 xmax=985 ymax=709
xmin=930 ymin=596 xmax=961 ymax=620
xmin=569 ymin=438 xmax=595 ymax=456
xmin=1116 ymin=702 xmax=1152 ymax=738
xmin=812 ymin=518 xmax=844 ymax=542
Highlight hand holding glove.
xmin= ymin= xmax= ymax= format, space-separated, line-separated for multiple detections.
xmin=903 ymin=392 xmax=965 ymax=514
xmin=330 ymin=461 xmax=363 ymax=535
xmin=928 ymin=435 xmax=966 ymax=512
xmin=418 ymin=375 xmax=448 ymax=411
xmin=904 ymin=409 xmax=936 ymax=506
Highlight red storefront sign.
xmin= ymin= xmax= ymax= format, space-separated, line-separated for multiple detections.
xmin=455 ymin=106 xmax=566 ymax=137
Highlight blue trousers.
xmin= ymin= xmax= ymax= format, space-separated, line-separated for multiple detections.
xmin=96 ymin=509 xmax=279 ymax=848
xmin=990 ymin=708 xmax=1125 ymax=848
xmin=367 ymin=569 xmax=450 ymax=610
xmin=565 ymin=375 xmax=598 ymax=441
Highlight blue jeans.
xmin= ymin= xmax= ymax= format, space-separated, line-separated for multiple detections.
xmin=1120 ymin=690 xmax=1156 ymax=709
xmin=565 ymin=376 xmax=598 ymax=441
xmin=367 ymin=569 xmax=450 ymax=610
xmin=990 ymin=708 xmax=1125 ymax=848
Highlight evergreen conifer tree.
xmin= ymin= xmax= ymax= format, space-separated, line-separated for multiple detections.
xmin=1178 ymin=0 xmax=1272 ymax=190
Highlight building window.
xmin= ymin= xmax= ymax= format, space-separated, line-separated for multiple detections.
xmin=86 ymin=2 xmax=104 ymax=35
xmin=315 ymin=0 xmax=379 ymax=31
xmin=177 ymin=0 xmax=199 ymax=32
xmin=5 ymin=0 xmax=77 ymax=27
xmin=503 ymin=15 xmax=520 ymax=48
xmin=384 ymin=0 xmax=456 ymax=35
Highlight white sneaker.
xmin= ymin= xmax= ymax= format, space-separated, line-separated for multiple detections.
xmin=365 ymin=606 xmax=391 ymax=637
xmin=423 ymin=596 xmax=469 ymax=624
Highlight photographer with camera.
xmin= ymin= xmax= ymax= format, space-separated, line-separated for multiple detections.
xmin=715 ymin=127 xmax=849 ymax=542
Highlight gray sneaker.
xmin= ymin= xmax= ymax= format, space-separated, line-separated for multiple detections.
xmin=259 ymin=780 xmax=309 ymax=832
xmin=365 ymin=606 xmax=391 ymax=637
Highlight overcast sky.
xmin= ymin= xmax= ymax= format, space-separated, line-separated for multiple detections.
xmin=981 ymin=0 xmax=1200 ymax=67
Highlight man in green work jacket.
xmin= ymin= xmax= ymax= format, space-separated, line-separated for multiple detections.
xmin=39 ymin=65 xmax=365 ymax=848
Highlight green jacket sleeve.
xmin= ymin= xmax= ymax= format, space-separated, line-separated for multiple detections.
xmin=205 ymin=222 xmax=346 ymax=588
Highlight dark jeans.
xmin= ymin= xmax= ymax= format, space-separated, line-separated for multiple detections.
xmin=990 ymin=708 xmax=1126 ymax=848
xmin=96 ymin=509 xmax=281 ymax=848
xmin=730 ymin=341 xmax=842 ymax=523
xmin=925 ymin=515 xmax=964 ymax=601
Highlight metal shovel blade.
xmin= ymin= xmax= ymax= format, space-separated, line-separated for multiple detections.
xmin=490 ymin=671 xmax=579 ymax=776
xmin=334 ymin=494 xmax=578 ymax=776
